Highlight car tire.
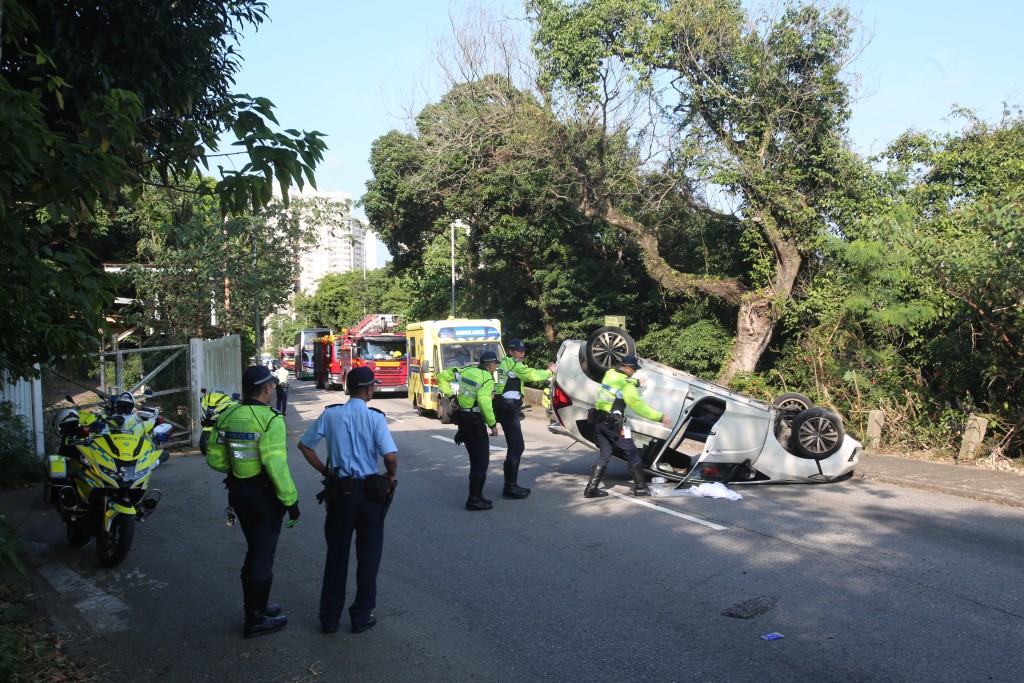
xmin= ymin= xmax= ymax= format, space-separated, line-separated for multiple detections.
xmin=584 ymin=326 xmax=636 ymax=381
xmin=773 ymin=392 xmax=814 ymax=439
xmin=772 ymin=392 xmax=813 ymax=411
xmin=438 ymin=396 xmax=453 ymax=424
xmin=789 ymin=408 xmax=845 ymax=460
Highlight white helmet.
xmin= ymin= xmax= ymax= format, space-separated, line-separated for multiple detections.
xmin=114 ymin=391 xmax=136 ymax=415
xmin=53 ymin=408 xmax=80 ymax=437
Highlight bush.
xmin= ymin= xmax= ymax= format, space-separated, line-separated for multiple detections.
xmin=0 ymin=402 xmax=39 ymax=489
xmin=637 ymin=319 xmax=732 ymax=380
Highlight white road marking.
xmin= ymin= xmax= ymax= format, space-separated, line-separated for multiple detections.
xmin=27 ymin=542 xmax=131 ymax=633
xmin=603 ymin=489 xmax=729 ymax=530
xmin=431 ymin=434 xmax=505 ymax=451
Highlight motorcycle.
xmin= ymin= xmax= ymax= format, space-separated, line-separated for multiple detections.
xmin=44 ymin=390 xmax=169 ymax=567
xmin=198 ymin=387 xmax=240 ymax=455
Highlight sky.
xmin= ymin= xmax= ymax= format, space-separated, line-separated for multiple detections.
xmin=230 ymin=1 xmax=1024 ymax=265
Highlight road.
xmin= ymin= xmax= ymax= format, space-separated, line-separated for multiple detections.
xmin=3 ymin=381 xmax=1023 ymax=682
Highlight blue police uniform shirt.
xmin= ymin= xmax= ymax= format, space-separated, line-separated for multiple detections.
xmin=300 ymin=400 xmax=398 ymax=478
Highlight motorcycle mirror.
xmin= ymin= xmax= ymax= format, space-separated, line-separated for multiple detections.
xmin=144 ymin=388 xmax=153 ymax=397
xmin=201 ymin=387 xmax=208 ymax=395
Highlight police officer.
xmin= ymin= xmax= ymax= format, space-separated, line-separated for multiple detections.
xmin=298 ymin=366 xmax=398 ymax=635
xmin=206 ymin=365 xmax=300 ymax=638
xmin=493 ymin=339 xmax=556 ymax=499
xmin=584 ymin=354 xmax=672 ymax=498
xmin=274 ymin=364 xmax=290 ymax=414
xmin=438 ymin=351 xmax=500 ymax=510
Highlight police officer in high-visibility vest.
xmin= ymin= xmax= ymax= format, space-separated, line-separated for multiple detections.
xmin=584 ymin=354 xmax=672 ymax=498
xmin=493 ymin=339 xmax=556 ymax=499
xmin=438 ymin=351 xmax=500 ymax=510
xmin=206 ymin=365 xmax=300 ymax=638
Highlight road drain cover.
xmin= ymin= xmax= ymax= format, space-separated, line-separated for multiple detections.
xmin=721 ymin=595 xmax=777 ymax=619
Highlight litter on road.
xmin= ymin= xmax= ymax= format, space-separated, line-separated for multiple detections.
xmin=650 ymin=481 xmax=742 ymax=500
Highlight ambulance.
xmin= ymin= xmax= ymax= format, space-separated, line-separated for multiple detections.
xmin=406 ymin=318 xmax=505 ymax=421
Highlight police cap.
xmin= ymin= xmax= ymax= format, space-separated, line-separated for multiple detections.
xmin=243 ymin=365 xmax=278 ymax=393
xmin=618 ymin=354 xmax=641 ymax=369
xmin=479 ymin=351 xmax=499 ymax=364
xmin=507 ymin=339 xmax=526 ymax=352
xmin=347 ymin=366 xmax=382 ymax=391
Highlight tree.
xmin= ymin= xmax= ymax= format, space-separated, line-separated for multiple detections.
xmin=0 ymin=0 xmax=326 ymax=379
xmin=296 ymin=267 xmax=416 ymax=331
xmin=363 ymin=25 xmax=663 ymax=350
xmin=120 ymin=181 xmax=322 ymax=341
xmin=821 ymin=109 xmax=1024 ymax=451
xmin=527 ymin=0 xmax=868 ymax=380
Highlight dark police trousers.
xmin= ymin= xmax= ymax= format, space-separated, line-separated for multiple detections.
xmin=228 ymin=476 xmax=284 ymax=585
xmin=594 ymin=415 xmax=643 ymax=468
xmin=456 ymin=412 xmax=490 ymax=477
xmin=275 ymin=385 xmax=288 ymax=415
xmin=494 ymin=400 xmax=524 ymax=467
xmin=320 ymin=478 xmax=386 ymax=630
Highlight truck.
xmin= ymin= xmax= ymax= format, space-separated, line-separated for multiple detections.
xmin=294 ymin=327 xmax=331 ymax=380
xmin=406 ymin=318 xmax=505 ymax=421
xmin=316 ymin=314 xmax=408 ymax=395
xmin=278 ymin=348 xmax=295 ymax=372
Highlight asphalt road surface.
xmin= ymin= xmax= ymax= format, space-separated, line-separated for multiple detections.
xmin=4 ymin=380 xmax=1023 ymax=682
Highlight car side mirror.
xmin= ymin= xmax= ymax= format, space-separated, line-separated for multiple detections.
xmin=421 ymin=361 xmax=432 ymax=373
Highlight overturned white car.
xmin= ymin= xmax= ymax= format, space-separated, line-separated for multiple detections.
xmin=548 ymin=327 xmax=861 ymax=484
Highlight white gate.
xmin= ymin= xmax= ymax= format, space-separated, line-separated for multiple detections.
xmin=189 ymin=335 xmax=242 ymax=447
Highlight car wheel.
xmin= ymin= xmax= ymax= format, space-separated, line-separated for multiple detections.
xmin=790 ymin=408 xmax=845 ymax=460
xmin=773 ymin=392 xmax=813 ymax=437
xmin=772 ymin=392 xmax=813 ymax=411
xmin=584 ymin=326 xmax=636 ymax=380
xmin=438 ymin=396 xmax=453 ymax=424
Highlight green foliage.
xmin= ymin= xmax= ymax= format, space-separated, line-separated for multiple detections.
xmin=122 ymin=184 xmax=323 ymax=342
xmin=364 ymin=73 xmax=660 ymax=352
xmin=529 ymin=0 xmax=871 ymax=378
xmin=297 ymin=267 xmax=416 ymax=331
xmin=0 ymin=1 xmax=325 ymax=380
xmin=0 ymin=402 xmax=39 ymax=490
xmin=0 ymin=518 xmax=24 ymax=578
xmin=636 ymin=316 xmax=732 ymax=380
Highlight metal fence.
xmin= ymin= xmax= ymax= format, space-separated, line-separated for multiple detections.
xmin=1 ymin=334 xmax=243 ymax=457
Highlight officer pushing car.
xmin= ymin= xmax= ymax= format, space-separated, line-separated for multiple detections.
xmin=493 ymin=339 xmax=556 ymax=499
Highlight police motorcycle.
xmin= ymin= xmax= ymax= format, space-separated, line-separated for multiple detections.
xmin=44 ymin=390 xmax=169 ymax=567
xmin=198 ymin=387 xmax=240 ymax=455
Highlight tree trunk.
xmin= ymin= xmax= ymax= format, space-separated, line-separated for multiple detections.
xmin=720 ymin=294 xmax=775 ymax=383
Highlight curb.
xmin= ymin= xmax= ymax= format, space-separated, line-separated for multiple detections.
xmin=856 ymin=469 xmax=1024 ymax=509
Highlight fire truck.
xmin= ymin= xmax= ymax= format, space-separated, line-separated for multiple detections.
xmin=314 ymin=314 xmax=408 ymax=394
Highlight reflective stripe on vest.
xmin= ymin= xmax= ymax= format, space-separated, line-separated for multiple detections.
xmin=218 ymin=430 xmax=263 ymax=460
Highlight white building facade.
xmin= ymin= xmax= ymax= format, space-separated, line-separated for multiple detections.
xmin=292 ymin=189 xmax=366 ymax=295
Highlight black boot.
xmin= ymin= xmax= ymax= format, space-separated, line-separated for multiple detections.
xmin=242 ymin=570 xmax=280 ymax=617
xmin=466 ymin=475 xmax=493 ymax=511
xmin=629 ymin=463 xmax=651 ymax=497
xmin=243 ymin=577 xmax=288 ymax=638
xmin=502 ymin=461 xmax=530 ymax=499
xmin=583 ymin=465 xmax=609 ymax=498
